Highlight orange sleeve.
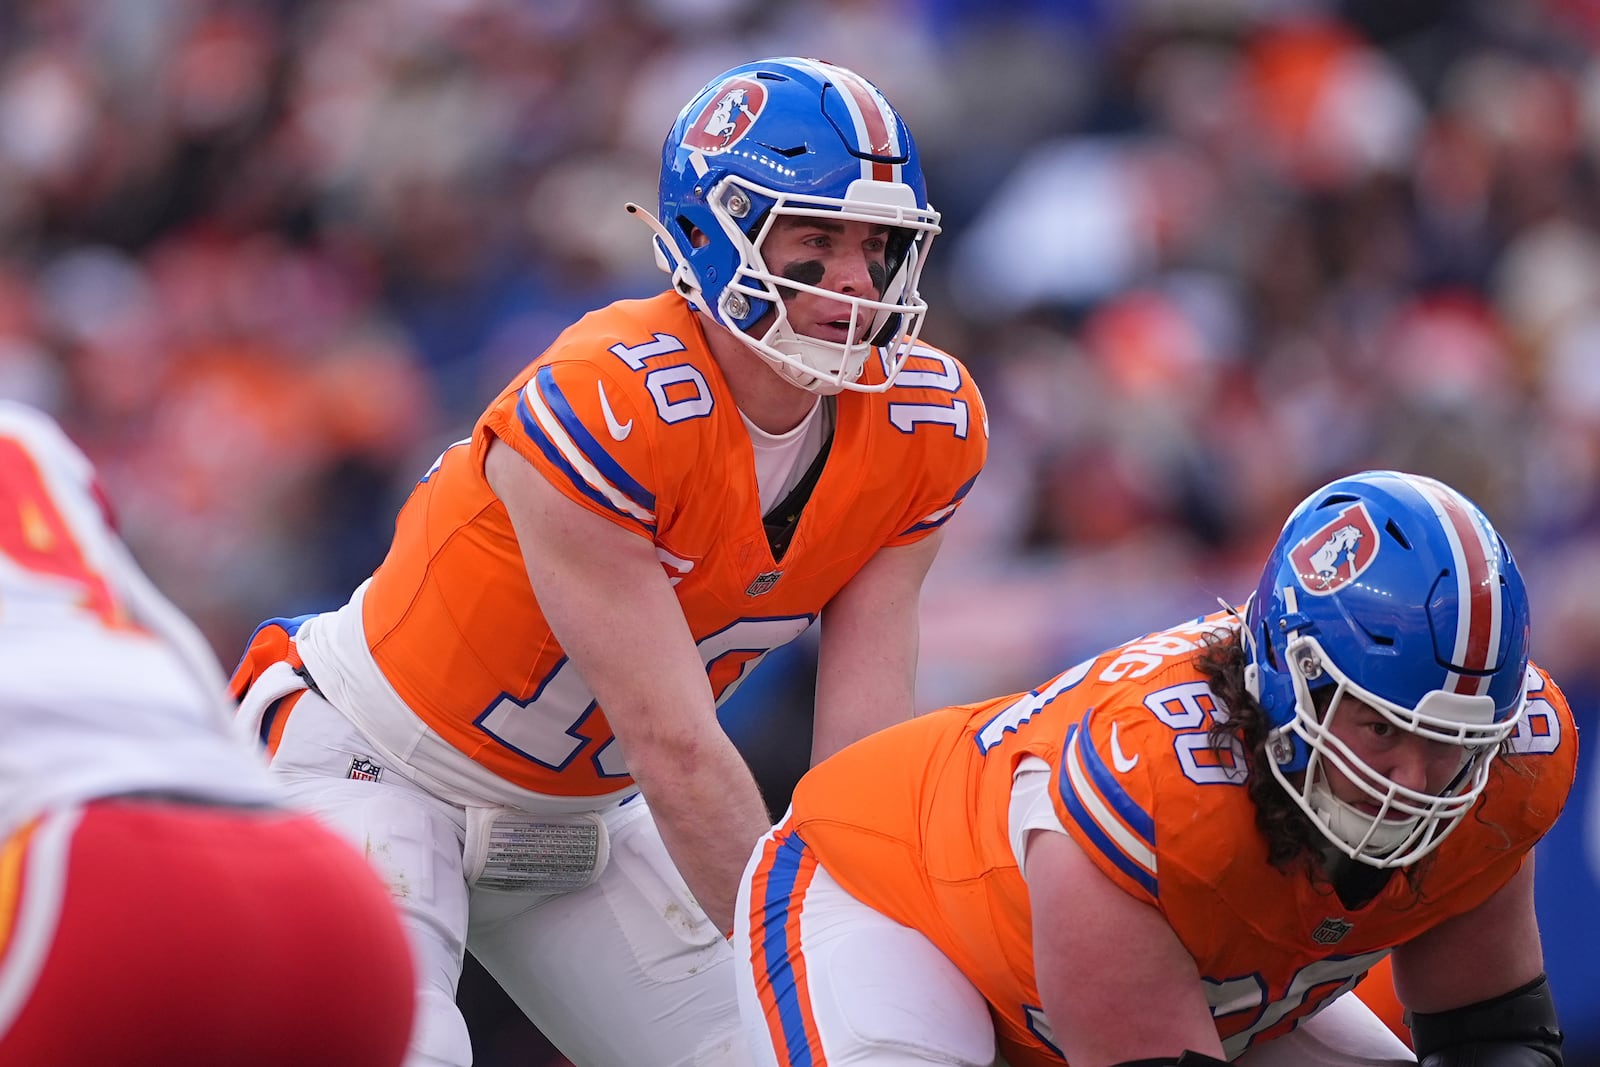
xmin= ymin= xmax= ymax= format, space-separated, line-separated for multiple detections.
xmin=480 ymin=357 xmax=664 ymax=543
xmin=1050 ymin=704 xmax=1162 ymax=907
xmin=883 ymin=346 xmax=989 ymax=547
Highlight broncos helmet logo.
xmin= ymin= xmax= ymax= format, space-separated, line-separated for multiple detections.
xmin=1289 ymin=502 xmax=1380 ymax=595
xmin=683 ymin=78 xmax=767 ymax=153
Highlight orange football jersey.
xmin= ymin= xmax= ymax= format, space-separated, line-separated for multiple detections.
xmin=341 ymin=291 xmax=985 ymax=796
xmin=769 ymin=612 xmax=1577 ymax=1066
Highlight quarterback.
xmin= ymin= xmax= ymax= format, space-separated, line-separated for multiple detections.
xmin=231 ymin=56 xmax=986 ymax=1067
xmin=737 ymin=471 xmax=1574 ymax=1067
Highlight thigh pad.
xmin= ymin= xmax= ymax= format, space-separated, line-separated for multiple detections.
xmin=824 ymin=923 xmax=995 ymax=1066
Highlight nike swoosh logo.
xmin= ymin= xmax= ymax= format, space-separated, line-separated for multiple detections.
xmin=1109 ymin=722 xmax=1139 ymax=774
xmin=596 ymin=381 xmax=633 ymax=441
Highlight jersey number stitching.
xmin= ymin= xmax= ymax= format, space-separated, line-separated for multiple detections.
xmin=474 ymin=615 xmax=814 ymax=776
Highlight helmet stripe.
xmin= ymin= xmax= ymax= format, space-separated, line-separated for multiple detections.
xmin=802 ymin=59 xmax=901 ymax=184
xmin=1412 ymin=476 xmax=1499 ymax=694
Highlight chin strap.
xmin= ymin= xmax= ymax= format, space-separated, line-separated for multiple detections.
xmin=1235 ymin=593 xmax=1266 ymax=708
xmin=1112 ymin=1054 xmax=1230 ymax=1067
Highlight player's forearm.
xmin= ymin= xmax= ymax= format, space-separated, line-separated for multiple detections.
xmin=811 ymin=535 xmax=940 ymax=762
xmin=811 ymin=656 xmax=916 ymax=763
xmin=1394 ymin=859 xmax=1544 ymax=1013
xmin=628 ymin=732 xmax=771 ymax=931
xmin=1029 ymin=830 xmax=1225 ymax=1065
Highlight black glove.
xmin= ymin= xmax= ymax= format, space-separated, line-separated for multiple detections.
xmin=1419 ymin=1046 xmax=1561 ymax=1067
xmin=1412 ymin=974 xmax=1563 ymax=1067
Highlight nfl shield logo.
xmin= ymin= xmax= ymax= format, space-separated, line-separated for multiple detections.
xmin=347 ymin=756 xmax=383 ymax=782
xmin=745 ymin=570 xmax=783 ymax=597
xmin=1311 ymin=917 xmax=1354 ymax=945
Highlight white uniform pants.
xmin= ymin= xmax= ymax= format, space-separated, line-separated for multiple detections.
xmin=733 ymin=835 xmax=1415 ymax=1067
xmin=270 ymin=689 xmax=748 ymax=1067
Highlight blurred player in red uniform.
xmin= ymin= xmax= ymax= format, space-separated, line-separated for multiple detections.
xmin=0 ymin=402 xmax=415 ymax=1067
xmin=229 ymin=56 xmax=985 ymax=1066
xmin=738 ymin=470 xmax=1574 ymax=1067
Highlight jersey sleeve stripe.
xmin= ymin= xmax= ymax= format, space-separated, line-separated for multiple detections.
xmin=1059 ymin=719 xmax=1158 ymax=896
xmin=516 ymin=382 xmax=657 ymax=535
xmin=898 ymin=472 xmax=979 ymax=536
xmin=748 ymin=825 xmax=829 ymax=1067
xmin=1074 ymin=711 xmax=1156 ymax=845
xmin=532 ymin=368 xmax=657 ymax=510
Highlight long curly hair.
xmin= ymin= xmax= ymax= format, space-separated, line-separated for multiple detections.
xmin=1197 ymin=628 xmax=1326 ymax=876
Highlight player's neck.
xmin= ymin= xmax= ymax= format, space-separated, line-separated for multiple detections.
xmin=1319 ymin=848 xmax=1399 ymax=911
xmin=702 ymin=316 xmax=821 ymax=434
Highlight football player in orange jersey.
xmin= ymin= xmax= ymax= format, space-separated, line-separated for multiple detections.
xmin=228 ymin=57 xmax=986 ymax=1067
xmin=0 ymin=403 xmax=415 ymax=1067
xmin=737 ymin=471 xmax=1574 ymax=1067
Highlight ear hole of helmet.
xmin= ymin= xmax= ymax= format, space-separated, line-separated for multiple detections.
xmin=1362 ymin=626 xmax=1397 ymax=648
xmin=1260 ymin=625 xmax=1282 ymax=673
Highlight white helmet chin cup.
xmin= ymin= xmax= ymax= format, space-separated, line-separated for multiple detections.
xmin=1306 ymin=780 xmax=1420 ymax=858
xmin=763 ymin=335 xmax=866 ymax=395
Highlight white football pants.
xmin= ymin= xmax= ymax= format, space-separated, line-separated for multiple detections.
xmin=733 ymin=840 xmax=1416 ymax=1067
xmin=269 ymin=689 xmax=749 ymax=1067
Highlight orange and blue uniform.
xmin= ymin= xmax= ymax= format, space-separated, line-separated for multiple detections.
xmin=233 ymin=291 xmax=986 ymax=800
xmin=745 ymin=613 xmax=1577 ymax=1066
xmin=226 ymin=290 xmax=988 ymax=1067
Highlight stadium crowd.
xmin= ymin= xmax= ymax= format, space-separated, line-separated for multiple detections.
xmin=1 ymin=0 xmax=1598 ymax=1063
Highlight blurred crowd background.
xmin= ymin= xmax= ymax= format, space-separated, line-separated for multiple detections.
xmin=3 ymin=0 xmax=1598 ymax=1063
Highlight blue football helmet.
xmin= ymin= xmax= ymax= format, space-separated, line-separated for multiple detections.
xmin=628 ymin=57 xmax=941 ymax=394
xmin=1242 ymin=470 xmax=1531 ymax=868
